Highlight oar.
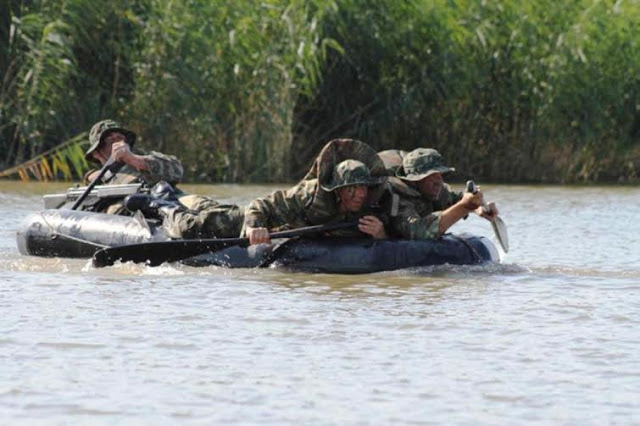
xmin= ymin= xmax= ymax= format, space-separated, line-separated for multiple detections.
xmin=466 ymin=180 xmax=509 ymax=253
xmin=70 ymin=157 xmax=117 ymax=210
xmin=92 ymin=220 xmax=360 ymax=268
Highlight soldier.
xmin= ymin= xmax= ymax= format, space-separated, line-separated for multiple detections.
xmin=244 ymin=139 xmax=391 ymax=245
xmin=388 ymin=148 xmax=499 ymax=239
xmin=84 ymin=119 xmax=184 ymax=187
xmin=85 ymin=120 xmax=244 ymax=238
xmin=83 ymin=119 xmax=184 ymax=214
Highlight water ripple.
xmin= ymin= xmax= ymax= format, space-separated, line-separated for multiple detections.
xmin=2 ymin=184 xmax=640 ymax=424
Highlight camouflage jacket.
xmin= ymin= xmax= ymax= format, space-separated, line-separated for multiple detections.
xmin=378 ymin=149 xmax=409 ymax=175
xmin=243 ymin=178 xmax=391 ymax=237
xmin=387 ymin=177 xmax=463 ymax=239
xmin=100 ymin=150 xmax=184 ymax=186
xmin=160 ymin=193 xmax=245 ymax=239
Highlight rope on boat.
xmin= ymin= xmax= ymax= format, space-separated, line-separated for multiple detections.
xmin=37 ymin=211 xmax=109 ymax=249
xmin=449 ymin=234 xmax=484 ymax=263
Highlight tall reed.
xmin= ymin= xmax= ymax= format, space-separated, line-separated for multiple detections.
xmin=1 ymin=0 xmax=143 ymax=170
xmin=293 ymin=0 xmax=640 ymax=182
xmin=127 ymin=0 xmax=335 ymax=182
xmin=1 ymin=0 xmax=638 ymax=183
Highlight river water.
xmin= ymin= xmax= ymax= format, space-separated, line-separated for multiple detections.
xmin=1 ymin=181 xmax=638 ymax=425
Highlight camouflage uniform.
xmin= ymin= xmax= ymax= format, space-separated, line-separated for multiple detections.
xmin=83 ymin=120 xmax=184 ymax=214
xmin=387 ymin=177 xmax=462 ymax=239
xmin=385 ymin=148 xmax=463 ymax=240
xmin=243 ymin=139 xmax=392 ymax=237
xmin=160 ymin=193 xmax=244 ymax=239
xmin=98 ymin=153 xmax=183 ymax=186
xmin=378 ymin=149 xmax=409 ymax=175
xmin=86 ymin=120 xmax=242 ymax=237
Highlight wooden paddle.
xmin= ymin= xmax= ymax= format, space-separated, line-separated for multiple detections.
xmin=70 ymin=157 xmax=117 ymax=210
xmin=466 ymin=180 xmax=509 ymax=253
xmin=92 ymin=220 xmax=360 ymax=268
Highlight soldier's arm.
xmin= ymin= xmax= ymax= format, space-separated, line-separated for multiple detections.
xmin=391 ymin=199 xmax=473 ymax=239
xmin=437 ymin=191 xmax=485 ymax=234
xmin=244 ymin=182 xmax=310 ymax=231
xmin=136 ymin=151 xmax=184 ymax=185
xmin=389 ymin=177 xmax=487 ymax=239
xmin=109 ymin=140 xmax=184 ymax=185
xmin=83 ymin=168 xmax=99 ymax=184
xmin=110 ymin=141 xmax=152 ymax=174
xmin=389 ymin=196 xmax=442 ymax=240
xmin=243 ymin=182 xmax=311 ymax=244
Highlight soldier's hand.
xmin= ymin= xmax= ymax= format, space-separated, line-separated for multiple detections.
xmin=111 ymin=141 xmax=133 ymax=163
xmin=476 ymin=201 xmax=499 ymax=221
xmin=247 ymin=226 xmax=271 ymax=245
xmin=83 ymin=169 xmax=99 ymax=184
xmin=460 ymin=190 xmax=483 ymax=211
xmin=358 ymin=215 xmax=387 ymax=239
xmin=110 ymin=140 xmax=149 ymax=171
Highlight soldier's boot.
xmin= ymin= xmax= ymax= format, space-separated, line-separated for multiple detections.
xmin=126 ymin=181 xmax=186 ymax=215
xmin=150 ymin=181 xmax=181 ymax=203
xmin=124 ymin=193 xmax=152 ymax=213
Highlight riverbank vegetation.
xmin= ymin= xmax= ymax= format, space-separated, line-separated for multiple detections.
xmin=1 ymin=0 xmax=639 ymax=183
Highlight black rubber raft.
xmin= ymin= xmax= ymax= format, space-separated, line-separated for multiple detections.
xmin=17 ymin=209 xmax=499 ymax=274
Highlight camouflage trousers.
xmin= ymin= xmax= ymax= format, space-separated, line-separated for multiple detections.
xmin=160 ymin=194 xmax=244 ymax=239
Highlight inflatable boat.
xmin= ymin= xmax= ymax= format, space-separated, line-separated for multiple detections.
xmin=17 ymin=208 xmax=498 ymax=273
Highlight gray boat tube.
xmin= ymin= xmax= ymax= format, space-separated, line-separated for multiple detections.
xmin=273 ymin=235 xmax=498 ymax=273
xmin=16 ymin=209 xmax=167 ymax=258
xmin=17 ymin=209 xmax=498 ymax=272
xmin=185 ymin=234 xmax=498 ymax=273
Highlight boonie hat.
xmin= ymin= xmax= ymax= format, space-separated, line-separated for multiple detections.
xmin=321 ymin=159 xmax=383 ymax=192
xmin=396 ymin=148 xmax=455 ymax=181
xmin=85 ymin=119 xmax=137 ymax=162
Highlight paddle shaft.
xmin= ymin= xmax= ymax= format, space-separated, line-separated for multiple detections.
xmin=70 ymin=157 xmax=117 ymax=210
xmin=465 ymin=180 xmax=492 ymax=215
xmin=92 ymin=220 xmax=360 ymax=267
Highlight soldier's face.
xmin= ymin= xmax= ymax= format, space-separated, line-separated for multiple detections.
xmin=337 ymin=185 xmax=368 ymax=212
xmin=92 ymin=131 xmax=126 ymax=164
xmin=417 ymin=172 xmax=443 ymax=199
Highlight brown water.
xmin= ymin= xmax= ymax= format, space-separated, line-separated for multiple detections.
xmin=1 ymin=181 xmax=639 ymax=424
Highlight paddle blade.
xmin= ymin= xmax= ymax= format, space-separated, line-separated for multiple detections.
xmin=92 ymin=238 xmax=244 ymax=268
xmin=467 ymin=180 xmax=509 ymax=253
xmin=491 ymin=216 xmax=509 ymax=253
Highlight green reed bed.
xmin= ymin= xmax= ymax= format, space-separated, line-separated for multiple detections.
xmin=1 ymin=0 xmax=638 ymax=183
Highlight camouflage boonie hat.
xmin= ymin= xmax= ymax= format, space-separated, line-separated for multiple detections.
xmin=396 ymin=148 xmax=455 ymax=181
xmin=85 ymin=119 xmax=137 ymax=162
xmin=321 ymin=159 xmax=383 ymax=191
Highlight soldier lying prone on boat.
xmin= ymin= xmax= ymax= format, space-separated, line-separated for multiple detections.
xmin=243 ymin=138 xmax=398 ymax=245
